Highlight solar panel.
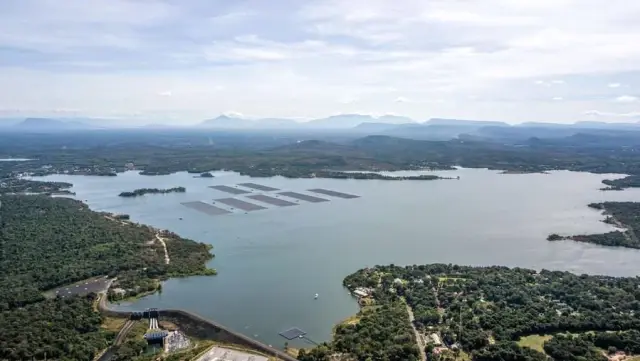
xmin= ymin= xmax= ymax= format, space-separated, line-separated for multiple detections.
xmin=279 ymin=327 xmax=307 ymax=340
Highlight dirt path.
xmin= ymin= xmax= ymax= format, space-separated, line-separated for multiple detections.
xmin=406 ymin=303 xmax=427 ymax=361
xmin=156 ymin=233 xmax=170 ymax=265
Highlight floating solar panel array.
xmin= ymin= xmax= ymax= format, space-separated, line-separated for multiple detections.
xmin=238 ymin=182 xmax=280 ymax=191
xmin=182 ymin=183 xmax=359 ymax=217
xmin=248 ymin=194 xmax=298 ymax=207
xmin=214 ymin=197 xmax=267 ymax=212
xmin=308 ymin=188 xmax=360 ymax=199
xmin=278 ymin=191 xmax=329 ymax=203
xmin=181 ymin=201 xmax=231 ymax=215
xmin=209 ymin=185 xmax=251 ymax=195
xmin=279 ymin=327 xmax=307 ymax=340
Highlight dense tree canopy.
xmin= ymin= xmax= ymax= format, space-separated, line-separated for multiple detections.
xmin=299 ymin=264 xmax=640 ymax=361
xmin=0 ymin=195 xmax=216 ymax=360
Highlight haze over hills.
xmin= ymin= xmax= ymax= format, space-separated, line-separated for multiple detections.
xmin=3 ymin=115 xmax=640 ymax=142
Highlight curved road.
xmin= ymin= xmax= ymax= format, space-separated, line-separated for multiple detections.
xmin=97 ymin=294 xmax=299 ymax=361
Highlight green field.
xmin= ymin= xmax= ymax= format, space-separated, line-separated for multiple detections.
xmin=517 ymin=335 xmax=553 ymax=353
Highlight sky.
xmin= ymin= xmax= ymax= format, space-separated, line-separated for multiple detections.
xmin=0 ymin=0 xmax=639 ymax=124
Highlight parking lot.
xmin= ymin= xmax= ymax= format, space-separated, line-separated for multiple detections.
xmin=195 ymin=346 xmax=268 ymax=361
xmin=50 ymin=276 xmax=111 ymax=298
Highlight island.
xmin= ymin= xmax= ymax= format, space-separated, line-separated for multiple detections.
xmin=298 ymin=264 xmax=640 ymax=361
xmin=548 ymin=202 xmax=640 ymax=249
xmin=118 ymin=186 xmax=186 ymax=197
xmin=0 ymin=194 xmax=216 ymax=360
xmin=199 ymin=172 xmax=215 ymax=178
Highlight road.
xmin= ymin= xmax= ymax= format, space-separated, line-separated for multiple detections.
xmin=406 ymin=304 xmax=427 ymax=361
xmin=156 ymin=233 xmax=170 ymax=264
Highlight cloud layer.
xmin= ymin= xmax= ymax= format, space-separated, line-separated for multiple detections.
xmin=0 ymin=0 xmax=639 ymax=123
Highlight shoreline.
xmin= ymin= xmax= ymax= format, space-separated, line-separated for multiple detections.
xmin=96 ymin=294 xmax=300 ymax=361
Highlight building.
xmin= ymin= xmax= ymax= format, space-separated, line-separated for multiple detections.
xmin=431 ymin=333 xmax=442 ymax=346
xmin=144 ymin=331 xmax=169 ymax=346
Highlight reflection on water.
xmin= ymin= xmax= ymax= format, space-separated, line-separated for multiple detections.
xmin=33 ymin=169 xmax=640 ymax=347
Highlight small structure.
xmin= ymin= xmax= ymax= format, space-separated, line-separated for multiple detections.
xmin=144 ymin=331 xmax=168 ymax=346
xmin=353 ymin=289 xmax=369 ymax=298
xmin=279 ymin=327 xmax=307 ymax=340
xmin=130 ymin=311 xmax=144 ymax=321
xmin=431 ymin=333 xmax=442 ymax=346
xmin=353 ymin=287 xmax=373 ymax=298
xmin=112 ymin=288 xmax=126 ymax=296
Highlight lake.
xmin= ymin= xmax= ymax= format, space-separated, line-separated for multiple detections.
xmin=32 ymin=168 xmax=640 ymax=348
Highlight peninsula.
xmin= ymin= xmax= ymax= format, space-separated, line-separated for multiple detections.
xmin=299 ymin=264 xmax=640 ymax=361
xmin=0 ymin=194 xmax=216 ymax=360
xmin=548 ymin=202 xmax=640 ymax=249
xmin=118 ymin=186 xmax=186 ymax=197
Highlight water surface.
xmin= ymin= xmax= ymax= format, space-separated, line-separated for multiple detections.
xmin=33 ymin=169 xmax=640 ymax=347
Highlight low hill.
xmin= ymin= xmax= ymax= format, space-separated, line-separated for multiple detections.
xmin=14 ymin=118 xmax=93 ymax=131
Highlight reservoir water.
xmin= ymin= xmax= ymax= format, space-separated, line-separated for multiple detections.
xmin=33 ymin=168 xmax=640 ymax=348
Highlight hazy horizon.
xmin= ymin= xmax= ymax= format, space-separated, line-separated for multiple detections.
xmin=1 ymin=1 xmax=639 ymax=124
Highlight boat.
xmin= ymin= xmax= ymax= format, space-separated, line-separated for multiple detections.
xmin=314 ymin=293 xmax=319 ymax=299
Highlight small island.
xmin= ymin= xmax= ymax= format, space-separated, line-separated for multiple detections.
xmin=118 ymin=187 xmax=186 ymax=197
xmin=199 ymin=172 xmax=215 ymax=178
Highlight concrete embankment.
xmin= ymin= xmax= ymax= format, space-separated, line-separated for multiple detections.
xmin=97 ymin=294 xmax=298 ymax=361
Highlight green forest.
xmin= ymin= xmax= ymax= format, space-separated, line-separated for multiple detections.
xmin=0 ymin=195 xmax=216 ymax=360
xmin=118 ymin=186 xmax=186 ymax=197
xmin=4 ymin=128 xmax=640 ymax=181
xmin=301 ymin=264 xmax=640 ymax=361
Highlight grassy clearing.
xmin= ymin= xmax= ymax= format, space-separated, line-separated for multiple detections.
xmin=340 ymin=315 xmax=361 ymax=326
xmin=517 ymin=334 xmax=553 ymax=353
xmin=101 ymin=316 xmax=127 ymax=333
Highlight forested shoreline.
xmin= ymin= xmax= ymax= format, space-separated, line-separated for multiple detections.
xmin=118 ymin=186 xmax=186 ymax=197
xmin=300 ymin=264 xmax=640 ymax=361
xmin=549 ymin=202 xmax=640 ymax=249
xmin=0 ymin=194 xmax=216 ymax=360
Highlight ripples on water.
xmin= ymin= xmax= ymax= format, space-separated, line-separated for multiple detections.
xmin=32 ymin=168 xmax=640 ymax=347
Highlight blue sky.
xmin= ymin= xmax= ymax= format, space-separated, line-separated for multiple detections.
xmin=0 ymin=0 xmax=639 ymax=124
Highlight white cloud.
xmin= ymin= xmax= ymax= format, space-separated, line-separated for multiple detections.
xmin=222 ymin=111 xmax=244 ymax=118
xmin=608 ymin=83 xmax=622 ymax=88
xmin=1 ymin=0 xmax=640 ymax=122
xmin=552 ymin=97 xmax=563 ymax=101
xmin=615 ymin=95 xmax=638 ymax=103
xmin=584 ymin=110 xmax=640 ymax=118
xmin=394 ymin=96 xmax=409 ymax=103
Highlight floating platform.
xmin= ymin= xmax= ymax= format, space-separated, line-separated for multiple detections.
xmin=181 ymin=201 xmax=232 ymax=216
xmin=279 ymin=327 xmax=307 ymax=340
xmin=209 ymin=185 xmax=251 ymax=195
xmin=278 ymin=191 xmax=329 ymax=203
xmin=214 ymin=197 xmax=267 ymax=211
xmin=247 ymin=194 xmax=298 ymax=207
xmin=238 ymin=183 xmax=280 ymax=192
xmin=308 ymin=188 xmax=359 ymax=199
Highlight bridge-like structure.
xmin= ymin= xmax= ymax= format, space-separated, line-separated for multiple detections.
xmin=97 ymin=295 xmax=299 ymax=361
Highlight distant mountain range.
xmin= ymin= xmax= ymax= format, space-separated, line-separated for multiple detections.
xmin=2 ymin=115 xmax=640 ymax=139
